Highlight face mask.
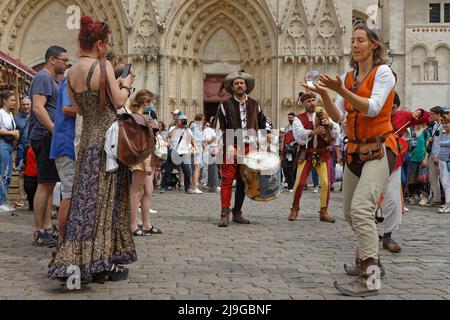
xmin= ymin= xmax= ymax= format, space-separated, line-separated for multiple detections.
xmin=144 ymin=104 xmax=153 ymax=114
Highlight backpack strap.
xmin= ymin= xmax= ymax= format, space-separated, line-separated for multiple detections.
xmin=99 ymin=58 xmax=107 ymax=112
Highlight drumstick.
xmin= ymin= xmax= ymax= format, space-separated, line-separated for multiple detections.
xmin=394 ymin=120 xmax=412 ymax=136
xmin=395 ymin=110 xmax=425 ymax=136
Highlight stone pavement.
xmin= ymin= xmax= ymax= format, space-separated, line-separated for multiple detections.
xmin=0 ymin=188 xmax=449 ymax=300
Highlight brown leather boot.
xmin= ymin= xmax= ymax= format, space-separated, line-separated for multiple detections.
xmin=335 ymin=257 xmax=381 ymax=297
xmin=343 ymin=258 xmax=362 ymax=276
xmin=218 ymin=208 xmax=230 ymax=227
xmin=232 ymin=209 xmax=250 ymax=224
xmin=382 ymin=234 xmax=402 ymax=253
xmin=344 ymin=256 xmax=385 ymax=278
xmin=319 ymin=208 xmax=335 ymax=223
xmin=288 ymin=208 xmax=299 ymax=221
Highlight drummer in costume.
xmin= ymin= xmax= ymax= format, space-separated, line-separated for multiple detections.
xmin=215 ymin=70 xmax=271 ymax=228
xmin=378 ymin=93 xmax=430 ymax=253
xmin=302 ymin=24 xmax=397 ymax=296
xmin=288 ymin=91 xmax=340 ymax=223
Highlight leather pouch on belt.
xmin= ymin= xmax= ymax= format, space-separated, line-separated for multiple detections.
xmin=357 ymin=137 xmax=385 ymax=162
xmin=295 ymin=146 xmax=307 ymax=164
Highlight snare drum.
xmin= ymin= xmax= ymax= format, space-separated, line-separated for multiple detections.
xmin=240 ymin=151 xmax=282 ymax=202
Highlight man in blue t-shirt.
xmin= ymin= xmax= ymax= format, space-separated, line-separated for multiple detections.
xmin=29 ymin=46 xmax=69 ymax=248
xmin=50 ymin=78 xmax=77 ymax=244
xmin=13 ymin=97 xmax=32 ymax=208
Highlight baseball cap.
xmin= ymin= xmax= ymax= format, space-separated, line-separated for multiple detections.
xmin=171 ymin=109 xmax=182 ymax=116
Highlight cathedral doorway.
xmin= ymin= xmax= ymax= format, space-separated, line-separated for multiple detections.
xmin=203 ymin=74 xmax=230 ymax=122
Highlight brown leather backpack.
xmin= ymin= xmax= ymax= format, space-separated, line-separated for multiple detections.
xmin=99 ymin=58 xmax=158 ymax=166
xmin=117 ymin=112 xmax=158 ymax=166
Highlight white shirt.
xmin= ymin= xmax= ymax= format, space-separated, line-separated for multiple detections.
xmin=104 ymin=121 xmax=119 ymax=172
xmin=219 ymin=94 xmax=271 ymax=144
xmin=169 ymin=128 xmax=193 ymax=155
xmin=431 ymin=122 xmax=443 ymax=158
xmin=202 ymin=127 xmax=217 ymax=148
xmin=285 ymin=123 xmax=293 ymax=133
xmin=0 ymin=108 xmax=16 ymax=131
xmin=334 ymin=65 xmax=396 ymax=123
xmin=292 ymin=112 xmax=340 ymax=148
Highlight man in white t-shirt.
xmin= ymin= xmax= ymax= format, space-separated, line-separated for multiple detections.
xmin=202 ymin=120 xmax=220 ymax=192
xmin=161 ymin=115 xmax=196 ymax=193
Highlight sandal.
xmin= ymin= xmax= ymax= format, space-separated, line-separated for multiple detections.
xmin=132 ymin=228 xmax=145 ymax=236
xmin=142 ymin=226 xmax=163 ymax=235
xmin=106 ymin=264 xmax=129 ymax=282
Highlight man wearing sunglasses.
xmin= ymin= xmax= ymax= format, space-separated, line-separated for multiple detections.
xmin=29 ymin=45 xmax=69 ymax=248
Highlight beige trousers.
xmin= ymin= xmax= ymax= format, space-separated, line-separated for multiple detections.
xmin=343 ymin=146 xmax=390 ymax=259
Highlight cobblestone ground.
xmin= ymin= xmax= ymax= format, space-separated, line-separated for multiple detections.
xmin=0 ymin=187 xmax=449 ymax=300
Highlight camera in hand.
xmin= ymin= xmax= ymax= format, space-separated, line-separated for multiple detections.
xmin=285 ymin=144 xmax=295 ymax=155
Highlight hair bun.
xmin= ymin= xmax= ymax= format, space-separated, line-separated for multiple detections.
xmin=80 ymin=16 xmax=94 ymax=33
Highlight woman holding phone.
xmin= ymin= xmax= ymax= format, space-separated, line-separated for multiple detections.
xmin=301 ymin=23 xmax=397 ymax=297
xmin=48 ymin=16 xmax=136 ymax=284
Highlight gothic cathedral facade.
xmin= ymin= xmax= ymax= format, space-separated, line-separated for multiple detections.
xmin=0 ymin=0 xmax=449 ymax=125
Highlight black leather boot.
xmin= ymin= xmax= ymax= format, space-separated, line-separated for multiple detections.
xmin=232 ymin=209 xmax=250 ymax=224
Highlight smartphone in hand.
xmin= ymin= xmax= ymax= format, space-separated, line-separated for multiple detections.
xmin=122 ymin=64 xmax=132 ymax=78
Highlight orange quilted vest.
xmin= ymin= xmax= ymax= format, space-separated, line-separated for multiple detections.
xmin=344 ymin=65 xmax=398 ymax=155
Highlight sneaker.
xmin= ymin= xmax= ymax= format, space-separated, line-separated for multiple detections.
xmin=150 ymin=209 xmax=158 ymax=214
xmin=0 ymin=204 xmax=12 ymax=213
xmin=438 ymin=206 xmax=450 ymax=213
xmin=216 ymin=187 xmax=221 ymax=192
xmin=32 ymin=231 xmax=57 ymax=248
xmin=288 ymin=189 xmax=294 ymax=193
xmin=313 ymin=187 xmax=319 ymax=193
xmin=418 ymin=197 xmax=428 ymax=206
xmin=185 ymin=188 xmax=195 ymax=194
xmin=193 ymin=188 xmax=203 ymax=194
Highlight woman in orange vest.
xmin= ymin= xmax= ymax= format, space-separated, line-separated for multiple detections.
xmin=301 ymin=24 xmax=397 ymax=297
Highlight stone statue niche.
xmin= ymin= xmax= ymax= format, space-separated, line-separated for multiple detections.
xmin=424 ymin=61 xmax=438 ymax=81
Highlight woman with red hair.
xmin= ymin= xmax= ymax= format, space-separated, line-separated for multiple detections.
xmin=48 ymin=16 xmax=136 ymax=284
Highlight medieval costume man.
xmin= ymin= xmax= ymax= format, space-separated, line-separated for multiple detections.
xmin=288 ymin=91 xmax=340 ymax=223
xmin=215 ymin=70 xmax=271 ymax=227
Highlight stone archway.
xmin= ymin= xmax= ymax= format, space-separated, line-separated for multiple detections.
xmin=161 ymin=0 xmax=278 ymax=123
xmin=0 ymin=0 xmax=129 ymax=66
